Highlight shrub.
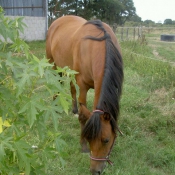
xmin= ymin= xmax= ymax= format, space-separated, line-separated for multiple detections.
xmin=0 ymin=7 xmax=77 ymax=175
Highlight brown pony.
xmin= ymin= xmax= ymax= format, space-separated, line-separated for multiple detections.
xmin=46 ymin=15 xmax=123 ymax=175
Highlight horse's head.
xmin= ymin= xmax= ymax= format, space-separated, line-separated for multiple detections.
xmin=82 ymin=109 xmax=117 ymax=175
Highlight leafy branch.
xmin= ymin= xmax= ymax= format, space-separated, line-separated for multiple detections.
xmin=0 ymin=7 xmax=77 ymax=175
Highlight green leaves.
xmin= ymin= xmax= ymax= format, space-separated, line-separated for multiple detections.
xmin=19 ymin=97 xmax=38 ymax=127
xmin=48 ymin=0 xmax=136 ymax=25
xmin=14 ymin=140 xmax=31 ymax=175
xmin=0 ymin=7 xmax=78 ymax=175
xmin=31 ymin=55 xmax=53 ymax=77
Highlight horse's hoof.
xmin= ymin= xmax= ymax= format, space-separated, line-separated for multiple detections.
xmin=72 ymin=108 xmax=78 ymax=114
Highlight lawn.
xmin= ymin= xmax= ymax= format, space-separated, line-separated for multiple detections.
xmin=27 ymin=32 xmax=175 ymax=175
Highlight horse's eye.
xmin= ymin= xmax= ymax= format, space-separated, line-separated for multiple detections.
xmin=102 ymin=138 xmax=109 ymax=144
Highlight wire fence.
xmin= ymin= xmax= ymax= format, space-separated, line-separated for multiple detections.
xmin=122 ymin=47 xmax=175 ymax=66
xmin=116 ymin=27 xmax=142 ymax=41
xmin=114 ymin=26 xmax=175 ymax=66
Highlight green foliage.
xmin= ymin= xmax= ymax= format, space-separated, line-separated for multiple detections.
xmin=142 ymin=19 xmax=155 ymax=26
xmin=0 ymin=7 xmax=78 ymax=175
xmin=164 ymin=18 xmax=173 ymax=25
xmin=48 ymin=0 xmax=136 ymax=25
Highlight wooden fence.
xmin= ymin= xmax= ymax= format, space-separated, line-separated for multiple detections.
xmin=114 ymin=26 xmax=175 ymax=41
xmin=116 ymin=27 xmax=143 ymax=41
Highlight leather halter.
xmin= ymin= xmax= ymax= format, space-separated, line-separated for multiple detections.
xmin=90 ymin=109 xmax=119 ymax=165
xmin=90 ymin=135 xmax=116 ymax=166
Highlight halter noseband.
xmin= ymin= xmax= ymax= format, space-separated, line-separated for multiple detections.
xmin=90 ymin=135 xmax=116 ymax=166
xmin=89 ymin=109 xmax=119 ymax=166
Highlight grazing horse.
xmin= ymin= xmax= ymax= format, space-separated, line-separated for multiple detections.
xmin=46 ymin=15 xmax=123 ymax=175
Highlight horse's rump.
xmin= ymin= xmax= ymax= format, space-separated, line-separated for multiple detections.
xmin=46 ymin=16 xmax=87 ymax=69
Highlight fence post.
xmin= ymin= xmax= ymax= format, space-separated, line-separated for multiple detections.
xmin=126 ymin=28 xmax=129 ymax=40
xmin=112 ymin=23 xmax=117 ymax=34
xmin=121 ymin=27 xmax=123 ymax=41
xmin=133 ymin=27 xmax=135 ymax=40
xmin=138 ymin=27 xmax=141 ymax=39
xmin=140 ymin=26 xmax=142 ymax=38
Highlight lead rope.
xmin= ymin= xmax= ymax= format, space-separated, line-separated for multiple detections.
xmin=116 ymin=125 xmax=124 ymax=136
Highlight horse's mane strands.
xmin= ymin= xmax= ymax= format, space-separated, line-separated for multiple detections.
xmin=98 ymin=37 xmax=123 ymax=119
xmin=82 ymin=20 xmax=124 ymax=141
xmin=81 ymin=112 xmax=101 ymax=141
xmin=84 ymin=20 xmax=110 ymax=41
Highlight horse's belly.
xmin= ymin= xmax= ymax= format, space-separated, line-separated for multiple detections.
xmin=52 ymin=43 xmax=73 ymax=69
xmin=54 ymin=55 xmax=73 ymax=69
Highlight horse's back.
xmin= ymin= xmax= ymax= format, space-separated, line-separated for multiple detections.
xmin=46 ymin=15 xmax=87 ymax=68
xmin=71 ymin=20 xmax=121 ymax=88
xmin=46 ymin=15 xmax=121 ymax=89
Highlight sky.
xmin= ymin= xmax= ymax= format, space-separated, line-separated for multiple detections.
xmin=133 ymin=0 xmax=175 ymax=23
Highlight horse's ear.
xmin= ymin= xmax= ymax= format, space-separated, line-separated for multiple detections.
xmin=103 ymin=113 xmax=111 ymax=121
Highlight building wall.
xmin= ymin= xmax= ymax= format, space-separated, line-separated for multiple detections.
xmin=7 ymin=16 xmax=46 ymax=41
xmin=0 ymin=0 xmax=47 ymax=41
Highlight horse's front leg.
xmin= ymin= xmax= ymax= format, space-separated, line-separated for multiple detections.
xmin=79 ymin=104 xmax=92 ymax=152
xmin=77 ymin=82 xmax=91 ymax=152
xmin=70 ymin=82 xmax=78 ymax=114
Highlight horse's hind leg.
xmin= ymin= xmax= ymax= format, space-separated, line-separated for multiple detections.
xmin=70 ymin=82 xmax=78 ymax=114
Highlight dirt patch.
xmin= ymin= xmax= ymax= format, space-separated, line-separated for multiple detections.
xmin=152 ymin=48 xmax=175 ymax=66
xmin=153 ymin=49 xmax=159 ymax=57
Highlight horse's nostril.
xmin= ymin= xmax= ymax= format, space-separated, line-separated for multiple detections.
xmin=97 ymin=171 xmax=101 ymax=175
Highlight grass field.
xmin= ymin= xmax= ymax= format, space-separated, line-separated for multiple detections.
xmin=28 ymin=31 xmax=175 ymax=175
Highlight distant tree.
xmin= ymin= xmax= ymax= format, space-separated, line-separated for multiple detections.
xmin=143 ymin=19 xmax=155 ymax=26
xmin=129 ymin=14 xmax=142 ymax=22
xmin=91 ymin=0 xmax=122 ymax=24
xmin=93 ymin=0 xmax=136 ymax=25
xmin=48 ymin=0 xmax=136 ymax=25
xmin=117 ymin=0 xmax=136 ymax=25
xmin=48 ymin=0 xmax=76 ymax=18
xmin=164 ymin=19 xmax=173 ymax=25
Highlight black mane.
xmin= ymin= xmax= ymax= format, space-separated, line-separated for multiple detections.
xmin=82 ymin=20 xmax=123 ymax=141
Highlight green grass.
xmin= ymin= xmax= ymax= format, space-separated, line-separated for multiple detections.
xmin=27 ymin=40 xmax=46 ymax=58
xmin=28 ymin=34 xmax=175 ymax=174
xmin=157 ymin=46 xmax=175 ymax=62
xmin=145 ymin=29 xmax=175 ymax=63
